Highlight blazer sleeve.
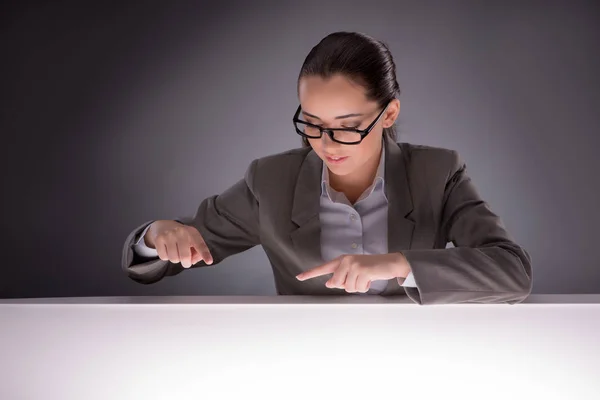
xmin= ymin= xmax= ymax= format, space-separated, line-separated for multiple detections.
xmin=121 ymin=159 xmax=261 ymax=284
xmin=401 ymin=151 xmax=533 ymax=305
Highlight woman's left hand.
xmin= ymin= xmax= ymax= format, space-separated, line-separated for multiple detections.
xmin=296 ymin=253 xmax=411 ymax=293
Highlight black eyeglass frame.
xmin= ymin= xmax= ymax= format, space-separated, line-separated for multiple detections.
xmin=292 ymin=101 xmax=391 ymax=145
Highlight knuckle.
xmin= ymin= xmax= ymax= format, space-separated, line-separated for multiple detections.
xmin=172 ymin=229 xmax=186 ymax=240
xmin=164 ymin=228 xmax=177 ymax=236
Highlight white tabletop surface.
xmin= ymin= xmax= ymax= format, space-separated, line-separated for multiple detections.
xmin=1 ymin=294 xmax=599 ymax=400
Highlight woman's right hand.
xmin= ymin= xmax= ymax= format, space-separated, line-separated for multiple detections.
xmin=144 ymin=220 xmax=214 ymax=268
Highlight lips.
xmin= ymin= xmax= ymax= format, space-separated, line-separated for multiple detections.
xmin=325 ymin=155 xmax=348 ymax=163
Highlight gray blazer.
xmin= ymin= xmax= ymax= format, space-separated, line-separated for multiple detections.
xmin=122 ymin=135 xmax=533 ymax=304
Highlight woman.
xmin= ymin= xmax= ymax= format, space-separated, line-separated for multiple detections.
xmin=122 ymin=31 xmax=532 ymax=305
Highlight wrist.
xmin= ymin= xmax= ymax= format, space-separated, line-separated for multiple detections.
xmin=145 ymin=221 xmax=161 ymax=248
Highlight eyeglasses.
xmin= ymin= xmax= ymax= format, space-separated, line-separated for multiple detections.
xmin=293 ymin=101 xmax=390 ymax=145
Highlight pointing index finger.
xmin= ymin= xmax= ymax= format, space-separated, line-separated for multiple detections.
xmin=296 ymin=258 xmax=339 ymax=281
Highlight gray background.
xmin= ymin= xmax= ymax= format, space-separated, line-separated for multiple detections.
xmin=1 ymin=0 xmax=599 ymax=298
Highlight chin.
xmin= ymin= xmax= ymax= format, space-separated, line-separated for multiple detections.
xmin=326 ymin=162 xmax=354 ymax=175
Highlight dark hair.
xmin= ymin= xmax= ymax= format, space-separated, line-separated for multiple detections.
xmin=297 ymin=31 xmax=401 ymax=148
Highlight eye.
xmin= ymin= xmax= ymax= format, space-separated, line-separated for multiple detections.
xmin=342 ymin=125 xmax=360 ymax=130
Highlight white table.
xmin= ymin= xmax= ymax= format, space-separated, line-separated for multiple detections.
xmin=1 ymin=295 xmax=599 ymax=400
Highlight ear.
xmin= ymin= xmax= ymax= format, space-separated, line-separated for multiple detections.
xmin=382 ymin=99 xmax=400 ymax=128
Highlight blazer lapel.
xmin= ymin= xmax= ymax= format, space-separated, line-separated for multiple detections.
xmin=382 ymin=136 xmax=416 ymax=295
xmin=289 ymin=149 xmax=323 ymax=271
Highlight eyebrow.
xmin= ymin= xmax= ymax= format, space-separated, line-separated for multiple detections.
xmin=301 ymin=110 xmax=364 ymax=120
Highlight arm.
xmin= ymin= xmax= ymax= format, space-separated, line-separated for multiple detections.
xmin=121 ymin=159 xmax=262 ymax=284
xmin=401 ymin=151 xmax=533 ymax=305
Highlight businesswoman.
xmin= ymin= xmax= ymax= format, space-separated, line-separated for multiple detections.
xmin=122 ymin=31 xmax=533 ymax=305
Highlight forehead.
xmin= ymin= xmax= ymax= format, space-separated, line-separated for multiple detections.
xmin=298 ymin=74 xmax=371 ymax=117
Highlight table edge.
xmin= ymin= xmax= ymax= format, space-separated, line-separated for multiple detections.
xmin=1 ymin=294 xmax=600 ymax=304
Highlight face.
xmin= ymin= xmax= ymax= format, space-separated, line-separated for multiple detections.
xmin=297 ymin=74 xmax=400 ymax=177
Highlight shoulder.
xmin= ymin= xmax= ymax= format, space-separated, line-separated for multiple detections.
xmin=397 ymin=142 xmax=466 ymax=179
xmin=243 ymin=146 xmax=312 ymax=189
xmin=252 ymin=146 xmax=312 ymax=176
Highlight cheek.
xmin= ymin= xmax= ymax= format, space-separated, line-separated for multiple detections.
xmin=307 ymin=138 xmax=319 ymax=147
xmin=307 ymin=139 xmax=320 ymax=154
xmin=351 ymin=138 xmax=379 ymax=164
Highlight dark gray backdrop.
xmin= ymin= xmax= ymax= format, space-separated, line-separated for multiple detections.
xmin=2 ymin=0 xmax=599 ymax=298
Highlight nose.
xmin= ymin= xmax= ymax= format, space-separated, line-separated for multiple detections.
xmin=320 ymin=131 xmax=339 ymax=150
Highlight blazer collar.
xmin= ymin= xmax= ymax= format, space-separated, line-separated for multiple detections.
xmin=290 ymin=134 xmax=415 ymax=292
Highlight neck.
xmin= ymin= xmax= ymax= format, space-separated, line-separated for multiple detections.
xmin=328 ymin=142 xmax=383 ymax=201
